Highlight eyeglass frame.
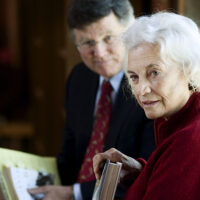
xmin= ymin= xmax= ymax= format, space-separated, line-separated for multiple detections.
xmin=76 ymin=34 xmax=122 ymax=52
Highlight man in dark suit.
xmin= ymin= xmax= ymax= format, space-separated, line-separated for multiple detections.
xmin=29 ymin=0 xmax=155 ymax=199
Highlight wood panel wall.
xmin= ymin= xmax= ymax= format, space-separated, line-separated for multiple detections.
xmin=0 ymin=0 xmax=185 ymax=156
xmin=20 ymin=0 xmax=68 ymax=155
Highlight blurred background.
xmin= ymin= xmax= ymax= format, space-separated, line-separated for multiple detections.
xmin=0 ymin=0 xmax=199 ymax=156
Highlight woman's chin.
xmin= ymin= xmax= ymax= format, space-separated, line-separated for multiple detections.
xmin=144 ymin=111 xmax=160 ymax=120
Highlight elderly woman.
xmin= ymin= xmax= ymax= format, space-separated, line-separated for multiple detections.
xmin=93 ymin=12 xmax=200 ymax=200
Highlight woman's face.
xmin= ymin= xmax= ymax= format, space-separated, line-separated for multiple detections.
xmin=127 ymin=43 xmax=191 ymax=119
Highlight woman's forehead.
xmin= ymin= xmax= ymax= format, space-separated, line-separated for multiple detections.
xmin=128 ymin=43 xmax=161 ymax=66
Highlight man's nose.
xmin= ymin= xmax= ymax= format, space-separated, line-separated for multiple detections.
xmin=92 ymin=42 xmax=107 ymax=57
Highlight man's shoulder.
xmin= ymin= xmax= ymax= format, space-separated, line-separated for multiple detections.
xmin=70 ymin=62 xmax=97 ymax=78
xmin=66 ymin=63 xmax=99 ymax=92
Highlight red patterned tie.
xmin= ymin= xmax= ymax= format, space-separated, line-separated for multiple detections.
xmin=77 ymin=80 xmax=112 ymax=183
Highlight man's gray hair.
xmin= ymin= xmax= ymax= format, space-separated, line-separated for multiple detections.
xmin=68 ymin=0 xmax=134 ymax=30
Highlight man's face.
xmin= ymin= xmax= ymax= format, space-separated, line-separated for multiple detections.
xmin=73 ymin=12 xmax=127 ymax=78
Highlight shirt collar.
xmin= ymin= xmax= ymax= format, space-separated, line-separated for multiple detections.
xmin=99 ymin=70 xmax=124 ymax=92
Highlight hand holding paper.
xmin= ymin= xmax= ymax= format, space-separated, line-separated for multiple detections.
xmin=28 ymin=185 xmax=74 ymax=200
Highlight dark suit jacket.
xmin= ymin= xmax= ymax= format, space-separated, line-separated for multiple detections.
xmin=57 ymin=63 xmax=155 ymax=199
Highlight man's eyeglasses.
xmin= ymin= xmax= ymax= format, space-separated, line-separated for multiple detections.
xmin=76 ymin=34 xmax=121 ymax=52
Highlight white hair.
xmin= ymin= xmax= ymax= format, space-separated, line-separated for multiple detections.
xmin=124 ymin=12 xmax=200 ymax=91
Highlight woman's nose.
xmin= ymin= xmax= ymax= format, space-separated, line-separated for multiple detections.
xmin=137 ymin=81 xmax=151 ymax=96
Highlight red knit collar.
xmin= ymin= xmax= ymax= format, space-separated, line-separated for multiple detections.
xmin=154 ymin=92 xmax=200 ymax=146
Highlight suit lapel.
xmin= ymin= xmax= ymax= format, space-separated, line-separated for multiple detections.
xmin=80 ymin=70 xmax=99 ymax=146
xmin=104 ymin=75 xmax=135 ymax=149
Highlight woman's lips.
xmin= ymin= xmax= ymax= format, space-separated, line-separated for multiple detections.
xmin=141 ymin=100 xmax=159 ymax=107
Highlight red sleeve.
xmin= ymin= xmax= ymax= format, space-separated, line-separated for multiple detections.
xmin=137 ymin=158 xmax=147 ymax=168
xmin=143 ymin=131 xmax=200 ymax=200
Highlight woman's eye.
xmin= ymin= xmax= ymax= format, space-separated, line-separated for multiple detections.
xmin=130 ymin=74 xmax=138 ymax=82
xmin=151 ymin=70 xmax=159 ymax=77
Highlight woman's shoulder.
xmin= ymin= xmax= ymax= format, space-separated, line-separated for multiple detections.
xmin=170 ymin=122 xmax=200 ymax=152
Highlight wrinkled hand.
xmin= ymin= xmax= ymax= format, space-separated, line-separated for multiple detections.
xmin=93 ymin=148 xmax=143 ymax=186
xmin=28 ymin=185 xmax=74 ymax=200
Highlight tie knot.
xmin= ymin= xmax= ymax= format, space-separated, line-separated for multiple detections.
xmin=101 ymin=81 xmax=112 ymax=95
